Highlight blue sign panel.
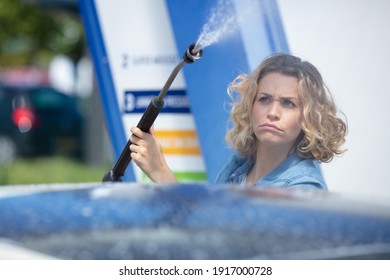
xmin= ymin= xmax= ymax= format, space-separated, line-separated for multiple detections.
xmin=124 ymin=90 xmax=191 ymax=114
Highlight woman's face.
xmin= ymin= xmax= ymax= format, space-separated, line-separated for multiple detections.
xmin=252 ymin=72 xmax=302 ymax=152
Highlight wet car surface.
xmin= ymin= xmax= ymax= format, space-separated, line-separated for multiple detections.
xmin=0 ymin=183 xmax=389 ymax=259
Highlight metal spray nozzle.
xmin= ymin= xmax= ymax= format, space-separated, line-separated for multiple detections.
xmin=183 ymin=43 xmax=203 ymax=63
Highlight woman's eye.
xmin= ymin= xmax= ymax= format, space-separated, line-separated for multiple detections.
xmin=259 ymin=96 xmax=271 ymax=104
xmin=281 ymin=99 xmax=296 ymax=108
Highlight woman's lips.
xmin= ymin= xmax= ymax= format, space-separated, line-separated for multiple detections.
xmin=260 ymin=123 xmax=282 ymax=131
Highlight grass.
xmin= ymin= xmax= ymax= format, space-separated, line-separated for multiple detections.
xmin=0 ymin=157 xmax=111 ymax=186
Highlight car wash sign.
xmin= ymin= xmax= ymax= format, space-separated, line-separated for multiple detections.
xmin=79 ymin=0 xmax=288 ymax=182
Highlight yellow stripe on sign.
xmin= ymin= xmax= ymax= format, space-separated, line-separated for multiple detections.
xmin=154 ymin=130 xmax=201 ymax=155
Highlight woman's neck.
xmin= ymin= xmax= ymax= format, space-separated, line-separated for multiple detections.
xmin=246 ymin=144 xmax=293 ymax=184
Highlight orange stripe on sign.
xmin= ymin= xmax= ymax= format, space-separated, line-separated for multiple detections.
xmin=154 ymin=130 xmax=201 ymax=155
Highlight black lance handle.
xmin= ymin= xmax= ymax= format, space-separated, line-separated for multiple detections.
xmin=102 ymin=44 xmax=202 ymax=182
xmin=102 ymin=97 xmax=164 ymax=182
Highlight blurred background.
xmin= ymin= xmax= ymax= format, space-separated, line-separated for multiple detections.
xmin=0 ymin=0 xmax=112 ymax=185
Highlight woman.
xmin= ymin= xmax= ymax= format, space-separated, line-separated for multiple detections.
xmin=129 ymin=53 xmax=347 ymax=190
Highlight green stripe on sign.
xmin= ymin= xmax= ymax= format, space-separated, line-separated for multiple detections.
xmin=141 ymin=172 xmax=207 ymax=183
xmin=174 ymin=171 xmax=207 ymax=182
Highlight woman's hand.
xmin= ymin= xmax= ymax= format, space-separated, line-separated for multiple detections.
xmin=129 ymin=126 xmax=177 ymax=183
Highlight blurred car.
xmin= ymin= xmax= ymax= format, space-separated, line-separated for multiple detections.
xmin=0 ymin=85 xmax=84 ymax=163
xmin=0 ymin=183 xmax=389 ymax=260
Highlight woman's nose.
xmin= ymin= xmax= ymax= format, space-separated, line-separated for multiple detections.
xmin=267 ymin=102 xmax=281 ymax=120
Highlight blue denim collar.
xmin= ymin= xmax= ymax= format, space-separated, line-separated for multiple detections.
xmin=230 ymin=152 xmax=302 ymax=184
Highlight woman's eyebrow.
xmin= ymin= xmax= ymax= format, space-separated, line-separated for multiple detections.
xmin=258 ymin=92 xmax=298 ymax=100
xmin=258 ymin=92 xmax=272 ymax=97
xmin=281 ymin=96 xmax=299 ymax=101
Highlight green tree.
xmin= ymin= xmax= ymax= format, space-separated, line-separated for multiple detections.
xmin=0 ymin=0 xmax=84 ymax=66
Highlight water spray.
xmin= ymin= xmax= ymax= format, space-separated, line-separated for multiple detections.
xmin=103 ymin=43 xmax=203 ymax=182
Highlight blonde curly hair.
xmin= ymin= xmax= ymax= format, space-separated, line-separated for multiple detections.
xmin=226 ymin=53 xmax=347 ymax=163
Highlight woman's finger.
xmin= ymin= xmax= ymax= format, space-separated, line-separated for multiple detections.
xmin=129 ymin=134 xmax=140 ymax=144
xmin=130 ymin=127 xmax=145 ymax=138
xmin=149 ymin=124 xmax=155 ymax=135
xmin=129 ymin=143 xmax=138 ymax=152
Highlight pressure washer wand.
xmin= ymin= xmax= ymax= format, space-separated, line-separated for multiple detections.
xmin=103 ymin=43 xmax=203 ymax=182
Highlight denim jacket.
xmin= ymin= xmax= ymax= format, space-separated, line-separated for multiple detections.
xmin=215 ymin=152 xmax=327 ymax=191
